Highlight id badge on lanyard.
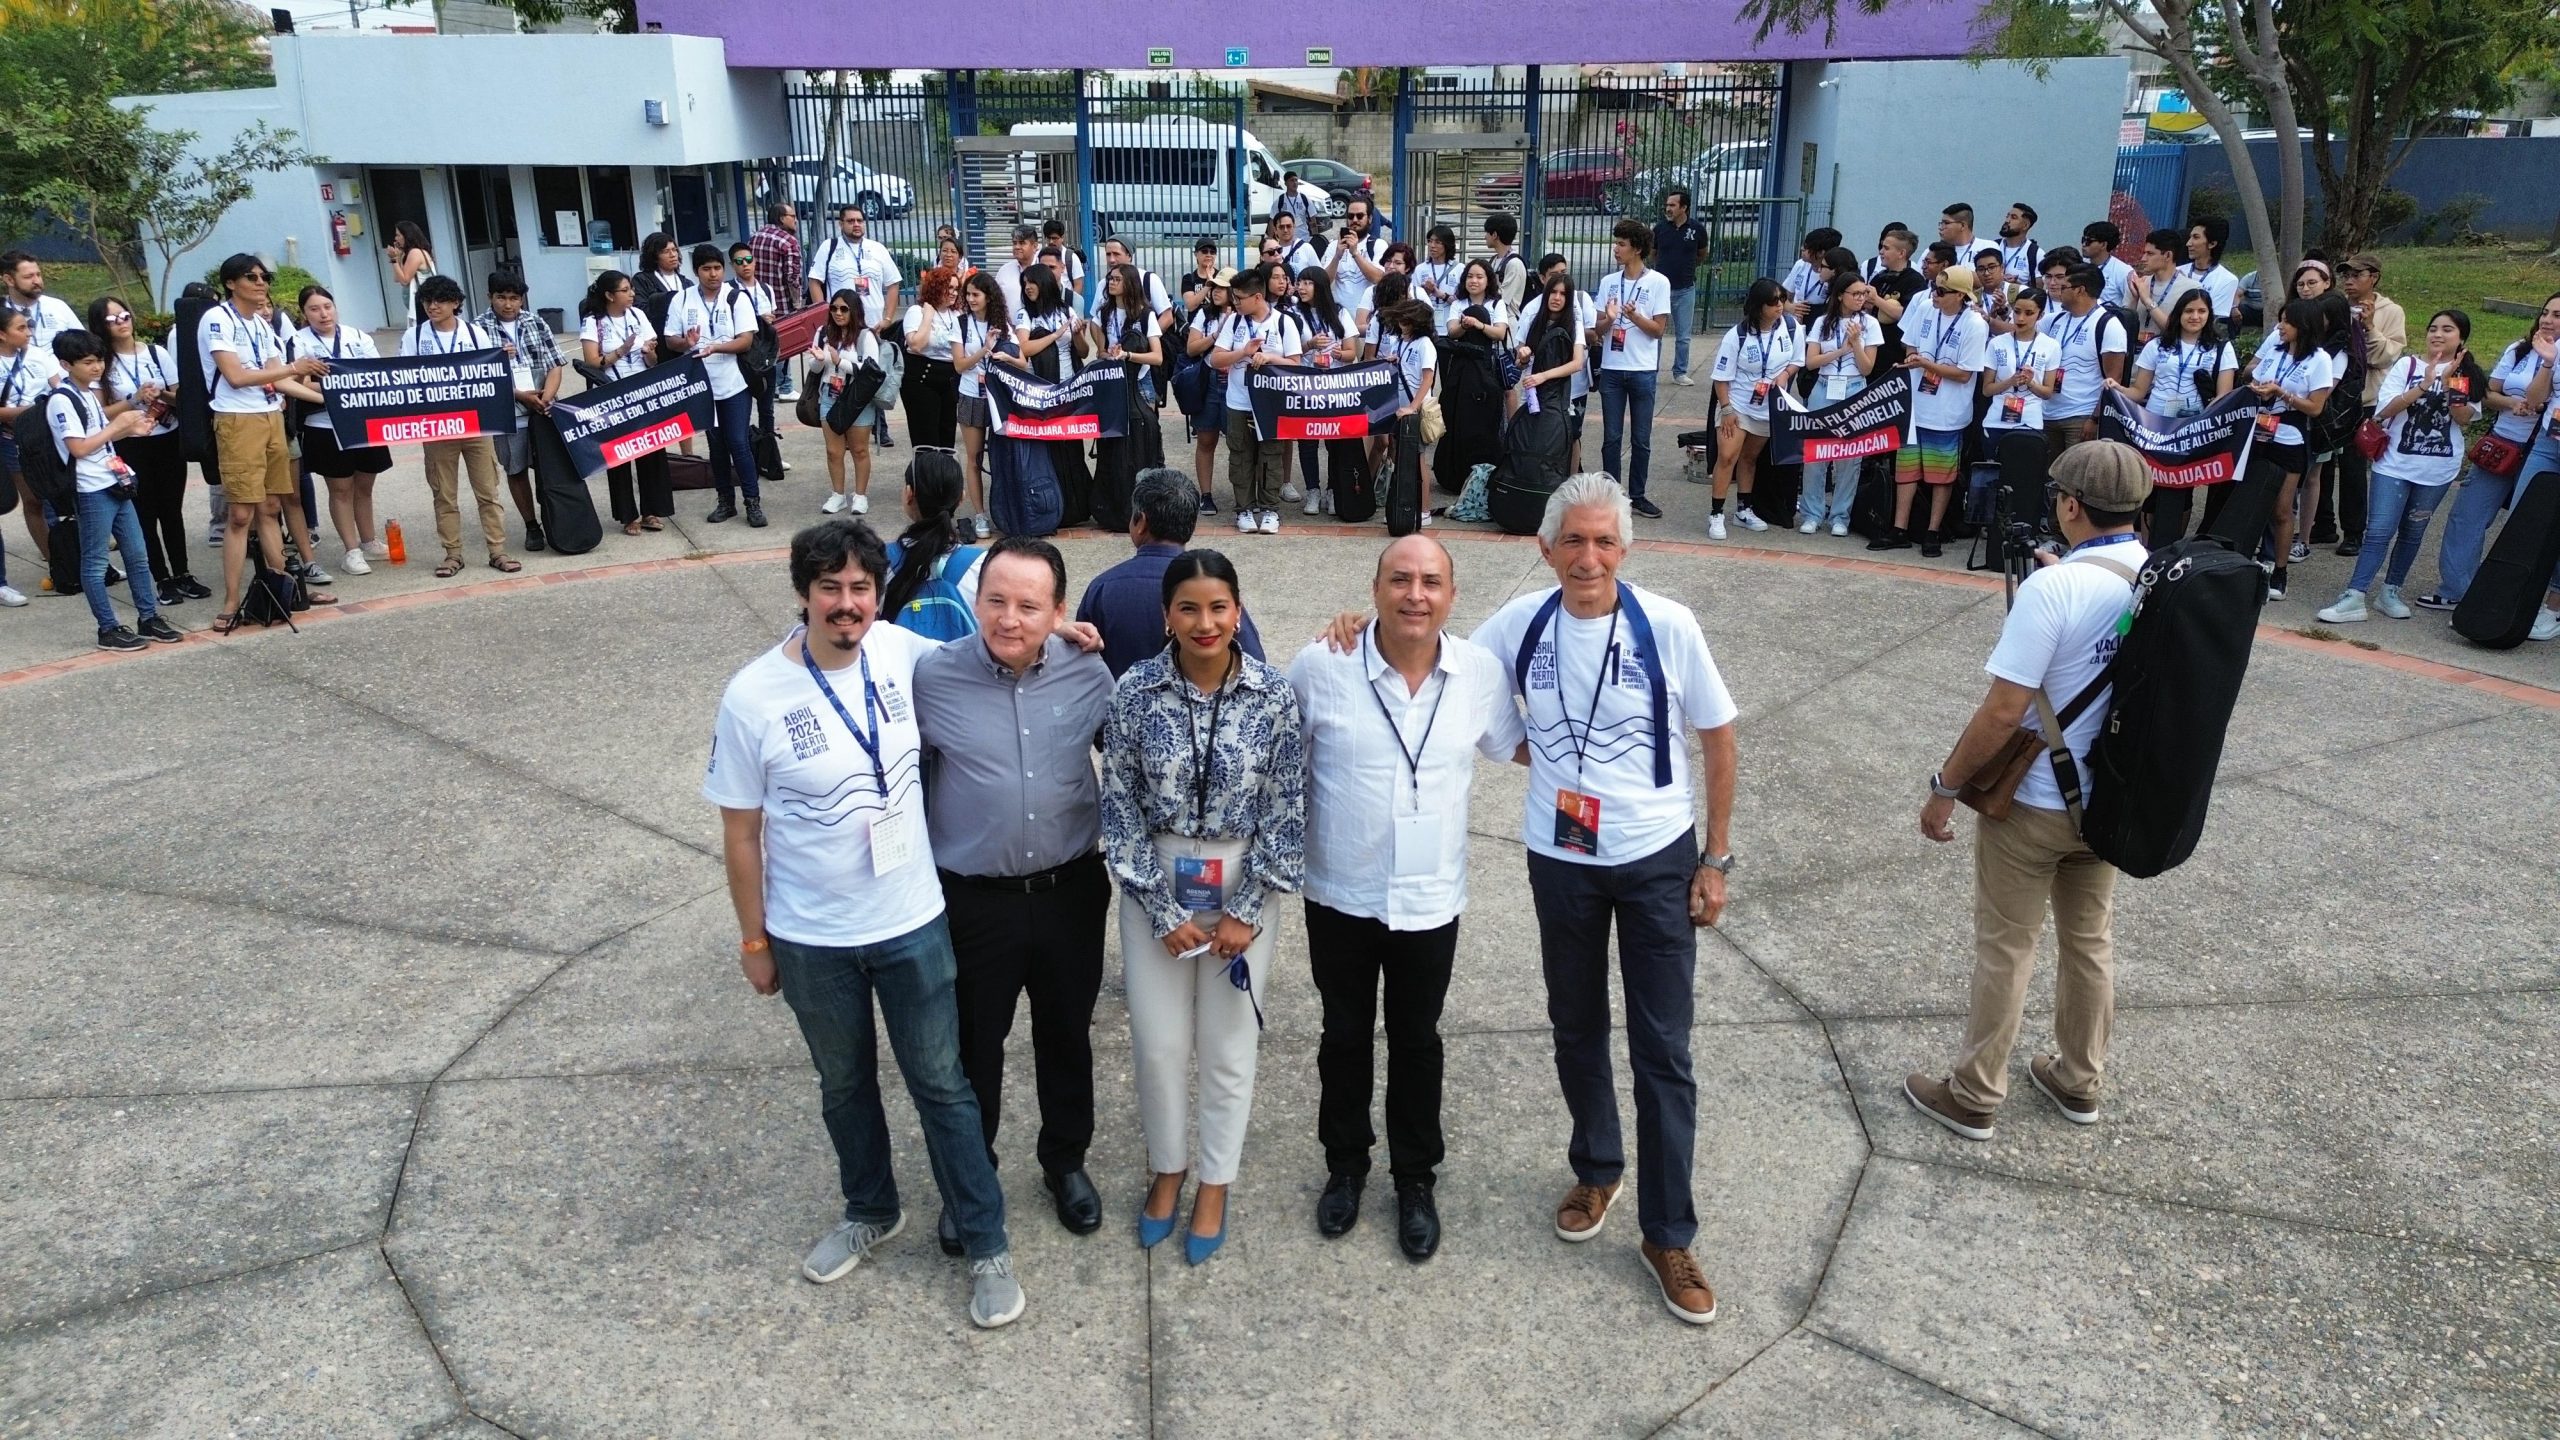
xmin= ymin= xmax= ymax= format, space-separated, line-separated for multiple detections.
xmin=1825 ymin=372 xmax=1851 ymax=402
xmin=1173 ymin=852 xmax=1225 ymax=913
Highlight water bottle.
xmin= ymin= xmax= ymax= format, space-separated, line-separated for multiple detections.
xmin=385 ymin=518 xmax=407 ymax=565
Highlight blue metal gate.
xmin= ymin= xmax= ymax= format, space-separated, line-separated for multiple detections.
xmin=2113 ymin=144 xmax=2193 ymax=239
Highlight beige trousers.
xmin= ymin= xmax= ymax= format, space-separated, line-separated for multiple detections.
xmin=1950 ymin=802 xmax=2119 ymax=1111
xmin=423 ymin=437 xmax=509 ymax=561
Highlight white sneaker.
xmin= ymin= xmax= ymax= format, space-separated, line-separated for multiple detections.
xmin=1707 ymin=514 xmax=1728 ymax=540
xmin=2316 ymin=590 xmax=2369 ymax=625
xmin=850 ymin=493 xmax=870 ymax=515
xmin=782 ymin=457 xmax=794 ymax=473
xmin=1419 ymin=509 xmax=1434 ymax=527
xmin=0 ymin=585 xmax=25 ymax=607
xmin=2374 ymin=585 xmax=2412 ymax=620
xmin=1831 ymin=521 xmax=1850 ymax=538
xmin=340 ymin=548 xmax=372 ymax=576
xmin=1280 ymin=482 xmax=1302 ymax=503
xmin=1303 ymin=489 xmax=1322 ymax=516
xmin=821 ymin=491 xmax=847 ymax=515
xmin=363 ymin=539 xmax=390 ymax=559
xmin=1798 ymin=519 xmax=1819 ymax=535
xmin=1259 ymin=510 xmax=1281 ymax=535
xmin=1319 ymin=488 xmax=1335 ymax=516
xmin=2531 ymin=608 xmax=2560 ymax=642
xmin=206 ymin=526 xmax=225 ymax=546
xmin=1674 ymin=374 xmax=1697 ymax=387
xmin=972 ymin=513 xmax=992 ymax=540
xmin=1734 ymin=509 xmax=1770 ymax=532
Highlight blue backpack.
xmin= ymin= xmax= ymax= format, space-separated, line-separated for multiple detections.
xmin=883 ymin=541 xmax=982 ymax=641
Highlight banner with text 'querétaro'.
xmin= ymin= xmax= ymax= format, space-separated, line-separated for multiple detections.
xmin=321 ymin=350 xmax=518 ymax=448
xmin=983 ymin=363 xmax=1128 ymax=442
xmin=1769 ymin=371 xmax=1911 ymax=469
xmin=1246 ymin=361 xmax=1400 ymax=441
xmin=545 ymin=359 xmax=715 ymax=476
xmin=2098 ymin=387 xmax=2263 ymax=489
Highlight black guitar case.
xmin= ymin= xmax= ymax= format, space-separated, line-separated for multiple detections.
xmin=1385 ymin=414 xmax=1424 ymax=536
xmin=527 ymin=413 xmax=605 ymax=555
xmin=2453 ymin=469 xmax=2560 ymax=649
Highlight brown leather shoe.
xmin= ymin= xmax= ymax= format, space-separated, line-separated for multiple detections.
xmin=1553 ymin=1179 xmax=1621 ymax=1242
xmin=1640 ymin=1242 xmax=1718 ymax=1324
xmin=2029 ymin=1056 xmax=2100 ymax=1125
xmin=1904 ymin=1072 xmax=1995 ymax=1141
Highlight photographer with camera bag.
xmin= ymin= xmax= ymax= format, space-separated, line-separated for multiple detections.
xmin=1906 ymin=442 xmax=2152 ymax=1141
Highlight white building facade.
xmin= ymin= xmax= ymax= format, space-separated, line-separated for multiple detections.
xmin=119 ymin=33 xmax=790 ymax=333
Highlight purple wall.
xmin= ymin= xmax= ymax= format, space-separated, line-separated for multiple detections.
xmin=640 ymin=0 xmax=1980 ymax=72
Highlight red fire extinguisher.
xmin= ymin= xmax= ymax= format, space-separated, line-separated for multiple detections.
xmin=331 ymin=210 xmax=352 ymax=258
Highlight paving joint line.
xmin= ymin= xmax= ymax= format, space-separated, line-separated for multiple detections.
xmin=242 ymin=651 xmax=726 ymax=864
xmin=1876 ymin=1148 xmax=2560 ymax=1267
xmin=1798 ymin=1325 xmax=2065 ymax=1437
xmin=0 ymin=1235 xmax=380 ymax=1337
xmin=0 ymin=860 xmax=590 ymax=959
xmin=369 ymin=880 xmax=734 ymax=1422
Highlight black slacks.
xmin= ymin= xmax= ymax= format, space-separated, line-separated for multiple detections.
xmin=940 ymin=851 xmax=1109 ymax=1175
xmin=1304 ymin=900 xmax=1459 ymax=1184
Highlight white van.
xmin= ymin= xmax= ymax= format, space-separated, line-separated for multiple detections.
xmin=1004 ymin=120 xmax=1319 ymax=239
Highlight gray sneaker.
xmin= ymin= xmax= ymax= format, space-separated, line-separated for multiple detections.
xmin=968 ymin=1252 xmax=1026 ymax=1329
xmin=801 ymin=1213 xmax=904 ymax=1284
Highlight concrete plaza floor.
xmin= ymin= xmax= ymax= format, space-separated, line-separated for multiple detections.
xmin=2 ymin=406 xmax=2556 ymax=1438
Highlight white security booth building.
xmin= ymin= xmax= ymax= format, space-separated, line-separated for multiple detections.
xmin=119 ymin=33 xmax=789 ymax=333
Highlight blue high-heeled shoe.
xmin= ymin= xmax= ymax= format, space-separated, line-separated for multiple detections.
xmin=1137 ymin=1173 xmax=1186 ymax=1250
xmin=1184 ymin=1203 xmax=1229 ymax=1266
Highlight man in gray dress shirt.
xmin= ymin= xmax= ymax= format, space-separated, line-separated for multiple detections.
xmin=913 ymin=535 xmax=1118 ymax=1243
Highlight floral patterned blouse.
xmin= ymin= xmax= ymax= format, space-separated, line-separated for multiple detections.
xmin=1101 ymin=646 xmax=1308 ymax=937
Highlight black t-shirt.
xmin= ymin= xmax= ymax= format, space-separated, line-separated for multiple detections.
xmin=1868 ymin=264 xmax=1928 ymax=370
xmin=1652 ymin=219 xmax=1710 ymax=290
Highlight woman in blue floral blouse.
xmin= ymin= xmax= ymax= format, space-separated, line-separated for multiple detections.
xmin=1100 ymin=548 xmax=1307 ymax=1265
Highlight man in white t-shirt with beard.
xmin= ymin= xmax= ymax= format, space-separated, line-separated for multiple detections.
xmin=706 ymin=518 xmax=1027 ymax=1330
xmin=1907 ymin=442 xmax=2152 ymax=1142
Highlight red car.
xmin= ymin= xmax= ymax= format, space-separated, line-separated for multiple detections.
xmin=1474 ymin=148 xmax=1634 ymax=215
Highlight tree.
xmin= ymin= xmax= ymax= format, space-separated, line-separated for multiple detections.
xmin=5 ymin=83 xmax=157 ymax=300
xmin=477 ymin=0 xmax=634 ymax=34
xmin=2270 ymin=0 xmax=2560 ymax=253
xmin=28 ymin=115 xmax=316 ymax=306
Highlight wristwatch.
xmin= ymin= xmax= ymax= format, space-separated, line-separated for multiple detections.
xmin=1929 ymin=771 xmax=1965 ymax=799
xmin=1697 ymin=852 xmax=1736 ymax=875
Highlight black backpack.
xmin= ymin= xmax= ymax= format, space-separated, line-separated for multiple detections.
xmin=14 ymin=392 xmax=76 ymax=511
xmin=731 ymin=283 xmax=778 ymax=383
xmin=2066 ymin=536 xmax=2268 ymax=878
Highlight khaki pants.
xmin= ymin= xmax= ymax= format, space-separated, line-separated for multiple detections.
xmin=1225 ymin=409 xmax=1287 ymax=514
xmin=423 ymin=437 xmax=509 ymax=561
xmin=1950 ymin=802 xmax=2118 ymax=1112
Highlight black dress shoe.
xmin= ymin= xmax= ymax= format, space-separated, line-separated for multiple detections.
xmin=1044 ymin=1169 xmax=1103 ymax=1235
xmin=1315 ymin=1173 xmax=1364 ymax=1238
xmin=936 ymin=1207 xmax=962 ymax=1257
xmin=1395 ymin=1181 xmax=1440 ymax=1262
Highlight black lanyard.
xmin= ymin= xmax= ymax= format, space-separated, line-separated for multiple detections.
xmin=1364 ymin=629 xmax=1446 ymax=806
xmin=1567 ymin=605 xmax=1623 ymax=782
xmin=1187 ymin=650 xmax=1238 ymax=829
xmin=801 ymin=641 xmax=885 ymax=783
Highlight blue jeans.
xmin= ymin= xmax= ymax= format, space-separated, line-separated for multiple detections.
xmin=769 ymin=918 xmax=1010 ymax=1259
xmin=1597 ymin=368 xmax=1659 ymax=498
xmin=2432 ymin=434 xmax=2560 ymax=601
xmin=2347 ymin=470 xmax=2449 ymax=595
xmin=1800 ymin=459 xmax=1862 ymax=526
xmin=708 ymin=388 xmax=760 ymax=505
xmin=75 ymin=487 xmax=160 ymax=631
xmin=1667 ymin=285 xmax=1698 ymax=378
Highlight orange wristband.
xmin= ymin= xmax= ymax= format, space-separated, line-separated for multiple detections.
xmin=739 ymin=936 xmax=770 ymax=955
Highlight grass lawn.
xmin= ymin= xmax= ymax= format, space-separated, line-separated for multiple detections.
xmin=2373 ymin=245 xmax=2560 ymax=360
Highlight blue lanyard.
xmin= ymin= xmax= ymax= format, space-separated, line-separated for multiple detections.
xmin=802 ymin=642 xmax=885 ymax=783
xmin=225 ymin=304 xmax=267 ymax=365
xmin=2053 ymin=310 xmax=2090 ymax=352
xmin=2069 ymin=533 xmax=2142 ymax=555
xmin=422 ymin=323 xmax=467 ymax=355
